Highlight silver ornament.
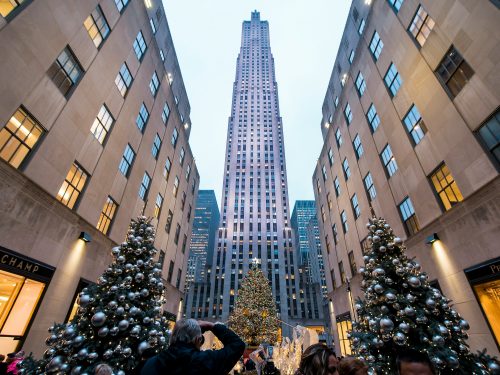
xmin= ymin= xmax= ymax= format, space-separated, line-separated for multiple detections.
xmin=385 ymin=292 xmax=396 ymax=302
xmin=406 ymin=293 xmax=416 ymax=303
xmin=393 ymin=332 xmax=406 ymax=345
xmin=71 ymin=366 xmax=82 ymax=375
xmin=404 ymin=307 xmax=416 ymax=317
xmin=138 ymin=341 xmax=150 ymax=355
xmin=379 ymin=246 xmax=387 ymax=253
xmin=372 ymin=268 xmax=386 ymax=277
xmin=91 ymin=312 xmax=106 ymax=327
xmin=135 ymin=273 xmax=145 ymax=282
xmin=73 ymin=335 xmax=84 ymax=347
xmin=374 ymin=284 xmax=384 ymax=294
xmin=98 ymin=327 xmax=109 ymax=337
xmin=110 ymin=327 xmax=119 ymax=336
xmin=118 ymin=319 xmax=130 ymax=331
xmin=447 ymin=356 xmax=459 ymax=369
xmin=399 ymin=322 xmax=410 ymax=333
xmin=380 ymin=305 xmax=390 ymax=314
xmin=432 ymin=335 xmax=445 ymax=345
xmin=77 ymin=348 xmax=88 ymax=360
xmin=372 ymin=235 xmax=381 ymax=243
xmin=122 ymin=347 xmax=132 ymax=357
xmin=79 ymin=294 xmax=91 ymax=307
xmin=130 ymin=306 xmax=140 ymax=316
xmin=459 ymin=319 xmax=470 ymax=330
xmin=88 ymin=352 xmax=98 ymax=361
xmin=408 ymin=276 xmax=421 ymax=288
xmin=394 ymin=237 xmax=403 ymax=245
xmin=46 ymin=356 xmax=64 ymax=372
xmin=116 ymin=307 xmax=125 ymax=315
xmin=425 ymin=298 xmax=436 ymax=308
xmin=108 ymin=301 xmax=118 ymax=309
xmin=103 ymin=349 xmax=113 ymax=360
xmin=64 ymin=326 xmax=76 ymax=339
xmin=380 ymin=318 xmax=394 ymax=332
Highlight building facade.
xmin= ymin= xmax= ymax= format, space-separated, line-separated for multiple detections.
xmin=184 ymin=190 xmax=219 ymax=292
xmin=199 ymin=11 xmax=301 ymax=332
xmin=313 ymin=0 xmax=500 ymax=357
xmin=0 ymin=0 xmax=198 ymax=356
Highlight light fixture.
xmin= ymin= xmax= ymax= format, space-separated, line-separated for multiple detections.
xmin=426 ymin=233 xmax=439 ymax=245
xmin=365 ymin=0 xmax=372 ymax=5
xmin=184 ymin=122 xmax=189 ymax=130
xmin=79 ymin=232 xmax=92 ymax=243
xmin=144 ymin=0 xmax=152 ymax=8
xmin=324 ymin=122 xmax=330 ymax=129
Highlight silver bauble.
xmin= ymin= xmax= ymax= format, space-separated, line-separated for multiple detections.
xmin=380 ymin=318 xmax=394 ymax=332
xmin=88 ymin=352 xmax=98 ymax=361
xmin=393 ymin=332 xmax=406 ymax=345
xmin=387 ymin=242 xmax=394 ymax=249
xmin=447 ymin=356 xmax=459 ymax=369
xmin=64 ymin=326 xmax=76 ymax=339
xmin=73 ymin=335 xmax=84 ymax=347
xmin=118 ymin=319 xmax=129 ymax=331
xmin=399 ymin=322 xmax=410 ymax=333
xmin=431 ymin=357 xmax=445 ymax=368
xmin=71 ymin=366 xmax=82 ymax=375
xmin=374 ymin=284 xmax=384 ymax=294
xmin=110 ymin=326 xmax=119 ymax=336
xmin=117 ymin=255 xmax=126 ymax=263
xmin=135 ymin=273 xmax=145 ymax=282
xmin=385 ymin=292 xmax=396 ymax=302
xmin=406 ymin=293 xmax=416 ymax=303
xmin=77 ymin=348 xmax=88 ymax=360
xmin=379 ymin=246 xmax=387 ymax=253
xmin=117 ymin=371 xmax=125 ymax=375
xmin=46 ymin=356 xmax=64 ymax=372
xmin=98 ymin=327 xmax=109 ymax=337
xmin=487 ymin=362 xmax=500 ymax=373
xmin=143 ymin=316 xmax=152 ymax=324
xmin=459 ymin=319 xmax=470 ymax=330
xmin=108 ymin=301 xmax=118 ymax=309
xmin=425 ymin=298 xmax=436 ymax=308
xmin=118 ymin=294 xmax=126 ymax=302
xmin=369 ymin=224 xmax=376 ymax=231
xmin=372 ymin=235 xmax=381 ymax=243
xmin=438 ymin=325 xmax=449 ymax=336
xmin=130 ymin=306 xmax=140 ymax=316
xmin=372 ymin=268 xmax=385 ymax=277
xmin=394 ymin=237 xmax=403 ymax=245
xmin=91 ymin=312 xmax=106 ymax=327
xmin=44 ymin=348 xmax=56 ymax=359
xmin=79 ymin=294 xmax=91 ymax=307
xmin=432 ymin=335 xmax=445 ymax=345
xmin=404 ymin=307 xmax=416 ymax=316
xmin=116 ymin=307 xmax=125 ymax=315
xmin=128 ymin=292 xmax=136 ymax=300
xmin=372 ymin=337 xmax=384 ymax=348
xmin=375 ymin=229 xmax=384 ymax=236
xmin=392 ymin=259 xmax=400 ymax=266
xmin=112 ymin=246 xmax=121 ymax=255
xmin=380 ymin=305 xmax=390 ymax=314
xmin=408 ymin=276 xmax=421 ymax=288
xmin=103 ymin=349 xmax=113 ymax=360
xmin=138 ymin=341 xmax=150 ymax=355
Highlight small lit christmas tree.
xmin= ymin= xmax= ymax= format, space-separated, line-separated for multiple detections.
xmin=228 ymin=263 xmax=280 ymax=346
xmin=350 ymin=216 xmax=500 ymax=374
xmin=21 ymin=216 xmax=169 ymax=374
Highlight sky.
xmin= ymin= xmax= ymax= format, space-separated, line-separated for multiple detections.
xmin=162 ymin=0 xmax=352 ymax=209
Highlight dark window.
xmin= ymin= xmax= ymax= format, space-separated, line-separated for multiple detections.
xmin=403 ymin=105 xmax=426 ymax=145
xmin=342 ymin=158 xmax=351 ymax=180
xmin=322 ymin=165 xmax=328 ymax=181
xmin=165 ymin=210 xmax=173 ymax=233
xmin=369 ymin=31 xmax=384 ymax=60
xmin=344 ymin=104 xmax=353 ymax=124
xmin=138 ymin=172 xmax=151 ymax=200
xmin=162 ymin=102 xmax=170 ymax=124
xmin=348 ymin=251 xmax=357 ymax=275
xmin=171 ymin=128 xmax=179 ymax=147
xmin=409 ymin=5 xmax=435 ymax=47
xmin=335 ymin=129 xmax=343 ymax=147
xmin=115 ymin=63 xmax=132 ymax=97
xmin=351 ymin=194 xmax=361 ymax=219
xmin=174 ymin=223 xmax=181 ymax=245
xmin=355 ymin=73 xmax=366 ymax=96
xmin=436 ymin=46 xmax=474 ymax=97
xmin=133 ymin=31 xmax=147 ymax=60
xmin=84 ymin=5 xmax=110 ymax=48
xmin=332 ymin=224 xmax=339 ymax=245
xmin=364 ymin=172 xmax=376 ymax=200
xmin=176 ymin=269 xmax=182 ymax=288
xmin=477 ymin=109 xmax=500 ymax=164
xmin=334 ymin=177 xmax=341 ymax=197
xmin=399 ymin=197 xmax=420 ymax=235
xmin=152 ymin=133 xmax=161 ymax=159
xmin=119 ymin=144 xmax=135 ymax=177
xmin=0 ymin=107 xmax=45 ymax=169
xmin=381 ymin=144 xmax=398 ymax=177
xmin=339 ymin=261 xmax=346 ymax=284
xmin=48 ymin=47 xmax=83 ymax=96
xmin=341 ymin=211 xmax=348 ymax=233
xmin=358 ymin=19 xmax=365 ymax=35
xmin=353 ymin=134 xmax=364 ymax=159
xmin=158 ymin=250 xmax=165 ymax=268
xmin=387 ymin=0 xmax=404 ymax=12
xmin=366 ymin=103 xmax=380 ymax=132
xmin=182 ymin=234 xmax=187 ymax=254
xmin=430 ymin=163 xmax=463 ymax=211
xmin=328 ymin=148 xmax=334 ymax=166
xmin=136 ymin=103 xmax=149 ymax=132
xmin=114 ymin=0 xmax=129 ymax=12
xmin=167 ymin=261 xmax=174 ymax=283
xmin=150 ymin=71 xmax=160 ymax=97
xmin=164 ymin=157 xmax=172 ymax=180
xmin=384 ymin=63 xmax=402 ymax=97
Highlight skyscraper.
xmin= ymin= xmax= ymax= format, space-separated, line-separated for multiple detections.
xmin=185 ymin=190 xmax=220 ymax=291
xmin=206 ymin=11 xmax=301 ymax=329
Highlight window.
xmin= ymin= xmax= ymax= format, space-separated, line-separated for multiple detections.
xmin=136 ymin=103 xmax=149 ymax=132
xmin=149 ymin=71 xmax=160 ymax=97
xmin=332 ymin=224 xmax=339 ymax=245
xmin=0 ymin=0 xmax=27 ymax=17
xmin=344 ymin=104 xmax=353 ymax=124
xmin=0 ymin=107 xmax=44 ymax=169
xmin=174 ymin=223 xmax=181 ymax=244
xmin=152 ymin=134 xmax=161 ymax=159
xmin=186 ymin=164 xmax=191 ymax=181
xmin=399 ymin=197 xmax=419 ymax=235
xmin=327 ymin=192 xmax=333 ymax=210
xmin=430 ymin=164 xmax=463 ymax=211
xmin=337 ymin=314 xmax=352 ymax=356
xmin=154 ymin=194 xmax=163 ymax=218
xmin=364 ymin=172 xmax=376 ymax=200
xmin=322 ymin=165 xmax=328 ymax=181
xmin=369 ymin=31 xmax=384 ymax=61
xmin=403 ymin=105 xmax=426 ymax=145
xmin=342 ymin=158 xmax=351 ymax=180
xmin=409 ymin=5 xmax=435 ymax=47
xmin=436 ymin=46 xmax=474 ymax=97
xmin=351 ymin=194 xmax=361 ymax=218
xmin=387 ymin=0 xmax=404 ymax=12
xmin=334 ymin=177 xmax=341 ymax=197
xmin=164 ymin=157 xmax=172 ymax=180
xmin=384 ymin=63 xmax=402 ymax=97
xmin=381 ymin=144 xmax=398 ymax=177
xmin=90 ymin=105 xmax=113 ymax=144
xmin=179 ymin=147 xmax=185 ymax=165
xmin=165 ymin=210 xmax=173 ymax=233
xmin=355 ymin=73 xmax=366 ymax=96
xmin=176 ymin=269 xmax=182 ymax=289
xmin=358 ymin=19 xmax=365 ymax=35
xmin=57 ymin=163 xmax=88 ymax=209
xmin=171 ymin=128 xmax=179 ymax=147
xmin=158 ymin=250 xmax=165 ymax=268
xmin=335 ymin=129 xmax=343 ymax=147
xmin=366 ymin=103 xmax=380 ymax=132
xmin=334 ymin=96 xmax=339 ymax=108
xmin=114 ymin=0 xmax=129 ymax=12
xmin=159 ymin=49 xmax=165 ymax=62
xmin=162 ymin=103 xmax=170 ymax=124
xmin=97 ymin=196 xmax=117 ymax=235
xmin=477 ymin=110 xmax=500 ymax=164
xmin=48 ymin=47 xmax=83 ymax=96
xmin=353 ymin=134 xmax=364 ymax=159
xmin=181 ymin=191 xmax=187 ymax=210
xmin=331 ymin=269 xmax=336 ymax=289
xmin=320 ymin=205 xmax=326 ymax=222
xmin=341 ymin=210 xmax=348 ymax=233
xmin=149 ymin=18 xmax=156 ymax=34
xmin=119 ymin=144 xmax=135 ymax=177
xmin=348 ymin=49 xmax=355 ymax=64
xmin=133 ymin=31 xmax=147 ymax=60
xmin=328 ymin=148 xmax=334 ymax=166
xmin=167 ymin=261 xmax=174 ymax=283
xmin=173 ymin=176 xmax=179 ymax=197
xmin=84 ymin=5 xmax=110 ymax=48
xmin=339 ymin=261 xmax=346 ymax=284
xmin=115 ymin=63 xmax=132 ymax=97
xmin=348 ymin=251 xmax=357 ymax=275
xmin=138 ymin=173 xmax=151 ymax=200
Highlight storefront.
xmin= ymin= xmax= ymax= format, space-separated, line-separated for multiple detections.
xmin=0 ymin=247 xmax=54 ymax=354
xmin=465 ymin=257 xmax=500 ymax=349
xmin=336 ymin=312 xmax=352 ymax=356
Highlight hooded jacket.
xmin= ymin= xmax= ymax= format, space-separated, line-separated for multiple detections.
xmin=140 ymin=323 xmax=245 ymax=375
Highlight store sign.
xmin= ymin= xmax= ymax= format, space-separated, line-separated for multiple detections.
xmin=465 ymin=258 xmax=500 ymax=283
xmin=0 ymin=247 xmax=54 ymax=280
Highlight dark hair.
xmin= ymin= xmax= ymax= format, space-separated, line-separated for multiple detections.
xmin=338 ymin=357 xmax=368 ymax=375
xmin=396 ymin=349 xmax=435 ymax=375
xmin=296 ymin=343 xmax=337 ymax=375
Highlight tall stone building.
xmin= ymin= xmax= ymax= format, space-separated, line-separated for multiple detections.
xmin=0 ymin=0 xmax=198 ymax=355
xmin=201 ymin=11 xmax=301 ymax=332
xmin=184 ymin=190 xmax=219 ymax=292
xmin=313 ymin=0 xmax=499 ymax=356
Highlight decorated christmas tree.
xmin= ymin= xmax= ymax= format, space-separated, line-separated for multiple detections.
xmin=350 ymin=216 xmax=500 ymax=374
xmin=228 ymin=264 xmax=280 ymax=346
xmin=21 ymin=216 xmax=169 ymax=374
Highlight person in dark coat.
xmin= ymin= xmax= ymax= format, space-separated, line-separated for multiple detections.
xmin=141 ymin=319 xmax=245 ymax=375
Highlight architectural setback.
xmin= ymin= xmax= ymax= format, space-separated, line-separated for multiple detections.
xmin=0 ymin=0 xmax=198 ymax=356
xmin=313 ymin=0 xmax=500 ymax=357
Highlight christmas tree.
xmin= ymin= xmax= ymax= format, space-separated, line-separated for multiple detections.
xmin=21 ymin=216 xmax=169 ymax=374
xmin=228 ymin=264 xmax=280 ymax=346
xmin=350 ymin=216 xmax=500 ymax=374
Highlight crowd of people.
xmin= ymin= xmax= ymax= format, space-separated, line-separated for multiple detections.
xmin=0 ymin=351 xmax=24 ymax=375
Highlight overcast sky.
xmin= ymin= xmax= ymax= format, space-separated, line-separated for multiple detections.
xmin=162 ymin=0 xmax=351 ymax=209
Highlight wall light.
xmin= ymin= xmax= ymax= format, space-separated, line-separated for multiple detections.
xmin=79 ymin=232 xmax=92 ymax=243
xmin=324 ymin=122 xmax=330 ymax=129
xmin=426 ymin=233 xmax=439 ymax=245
